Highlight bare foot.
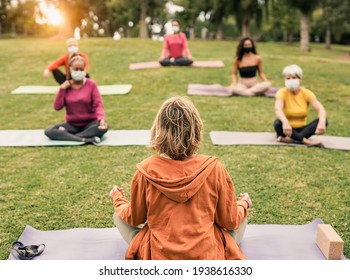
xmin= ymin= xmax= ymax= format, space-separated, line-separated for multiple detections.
xmin=277 ymin=136 xmax=294 ymax=143
xmin=302 ymin=138 xmax=324 ymax=147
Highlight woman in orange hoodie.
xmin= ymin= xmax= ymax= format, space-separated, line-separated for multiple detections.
xmin=109 ymin=96 xmax=252 ymax=260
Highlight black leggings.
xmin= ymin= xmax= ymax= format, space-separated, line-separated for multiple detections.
xmin=52 ymin=69 xmax=90 ymax=85
xmin=44 ymin=121 xmax=108 ymax=142
xmin=273 ymin=118 xmax=328 ymax=143
xmin=159 ymin=57 xmax=193 ymax=66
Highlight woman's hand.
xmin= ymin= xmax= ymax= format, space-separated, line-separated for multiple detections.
xmin=282 ymin=122 xmax=292 ymax=137
xmin=43 ymin=69 xmax=50 ymax=79
xmin=316 ymin=121 xmax=326 ymax=135
xmin=60 ymin=79 xmax=72 ymax=90
xmin=109 ymin=186 xmax=125 ymax=198
xmin=98 ymin=119 xmax=108 ymax=130
xmin=239 ymin=192 xmax=252 ymax=208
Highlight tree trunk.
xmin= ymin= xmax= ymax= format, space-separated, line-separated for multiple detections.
xmin=288 ymin=32 xmax=294 ymax=44
xmin=216 ymin=21 xmax=223 ymax=40
xmin=325 ymin=22 xmax=331 ymax=50
xmin=242 ymin=14 xmax=250 ymax=37
xmin=139 ymin=0 xmax=148 ymax=38
xmin=189 ymin=27 xmax=195 ymax=40
xmin=300 ymin=12 xmax=309 ymax=51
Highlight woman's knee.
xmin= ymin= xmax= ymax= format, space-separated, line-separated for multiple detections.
xmin=273 ymin=119 xmax=282 ymax=129
xmin=44 ymin=125 xmax=56 ymax=138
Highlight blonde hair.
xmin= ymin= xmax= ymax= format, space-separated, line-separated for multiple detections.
xmin=282 ymin=64 xmax=303 ymax=79
xmin=66 ymin=37 xmax=78 ymax=46
xmin=149 ymin=96 xmax=202 ymax=160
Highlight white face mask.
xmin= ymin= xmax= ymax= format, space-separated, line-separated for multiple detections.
xmin=68 ymin=46 xmax=79 ymax=54
xmin=285 ymin=79 xmax=300 ymax=91
xmin=70 ymin=70 xmax=86 ymax=81
xmin=172 ymin=26 xmax=180 ymax=33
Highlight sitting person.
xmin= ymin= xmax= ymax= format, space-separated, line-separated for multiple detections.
xmin=274 ymin=64 xmax=327 ymax=146
xmin=109 ymin=96 xmax=252 ymax=260
xmin=43 ymin=38 xmax=90 ymax=85
xmin=229 ymin=37 xmax=271 ymax=96
xmin=158 ymin=20 xmax=194 ymax=66
xmin=45 ymin=54 xmax=108 ymax=143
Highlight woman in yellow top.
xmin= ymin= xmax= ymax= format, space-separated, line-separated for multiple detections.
xmin=274 ymin=64 xmax=327 ymax=146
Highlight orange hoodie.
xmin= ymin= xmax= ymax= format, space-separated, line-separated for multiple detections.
xmin=112 ymin=154 xmax=248 ymax=260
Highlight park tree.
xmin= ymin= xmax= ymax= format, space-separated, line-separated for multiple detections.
xmin=321 ymin=0 xmax=350 ymax=49
xmin=209 ymin=0 xmax=235 ymax=40
xmin=232 ymin=0 xmax=264 ymax=38
xmin=107 ymin=0 xmax=166 ymax=38
xmin=267 ymin=0 xmax=299 ymax=43
xmin=0 ymin=0 xmax=11 ymax=36
xmin=285 ymin=0 xmax=320 ymax=51
xmin=173 ymin=0 xmax=210 ymax=39
xmin=6 ymin=0 xmax=38 ymax=36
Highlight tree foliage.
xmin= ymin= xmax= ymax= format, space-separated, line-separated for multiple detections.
xmin=0 ymin=0 xmax=349 ymax=45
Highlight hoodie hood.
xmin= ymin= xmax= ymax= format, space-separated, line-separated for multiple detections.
xmin=136 ymin=155 xmax=218 ymax=203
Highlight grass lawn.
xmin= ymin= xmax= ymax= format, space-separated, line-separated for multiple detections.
xmin=0 ymin=37 xmax=349 ymax=260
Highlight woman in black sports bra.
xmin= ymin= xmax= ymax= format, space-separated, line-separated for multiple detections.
xmin=229 ymin=37 xmax=271 ymax=96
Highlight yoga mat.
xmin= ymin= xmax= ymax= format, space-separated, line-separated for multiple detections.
xmin=187 ymin=83 xmax=280 ymax=97
xmin=11 ymin=85 xmax=132 ymax=95
xmin=210 ymin=131 xmax=350 ymax=151
xmin=129 ymin=60 xmax=225 ymax=70
xmin=8 ymin=225 xmax=128 ymax=260
xmin=0 ymin=130 xmax=150 ymax=147
xmin=9 ymin=219 xmax=345 ymax=260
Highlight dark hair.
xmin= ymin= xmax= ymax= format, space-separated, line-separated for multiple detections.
xmin=171 ymin=19 xmax=180 ymax=25
xmin=236 ymin=37 xmax=257 ymax=61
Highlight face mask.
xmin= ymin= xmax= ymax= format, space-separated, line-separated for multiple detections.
xmin=243 ymin=47 xmax=252 ymax=53
xmin=172 ymin=26 xmax=180 ymax=33
xmin=70 ymin=70 xmax=86 ymax=81
xmin=285 ymin=79 xmax=300 ymax=91
xmin=68 ymin=46 xmax=79 ymax=54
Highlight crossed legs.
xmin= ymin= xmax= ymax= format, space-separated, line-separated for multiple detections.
xmin=113 ymin=213 xmax=247 ymax=246
xmin=44 ymin=121 xmax=108 ymax=143
xmin=159 ymin=57 xmax=193 ymax=66
xmin=273 ymin=118 xmax=328 ymax=146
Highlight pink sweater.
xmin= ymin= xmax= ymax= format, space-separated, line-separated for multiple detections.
xmin=54 ymin=79 xmax=105 ymax=126
xmin=161 ymin=33 xmax=192 ymax=59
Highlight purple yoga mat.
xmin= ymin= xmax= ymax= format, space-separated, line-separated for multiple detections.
xmin=187 ymin=84 xmax=280 ymax=97
xmin=9 ymin=219 xmax=345 ymax=260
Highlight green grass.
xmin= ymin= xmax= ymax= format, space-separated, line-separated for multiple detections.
xmin=0 ymin=38 xmax=349 ymax=260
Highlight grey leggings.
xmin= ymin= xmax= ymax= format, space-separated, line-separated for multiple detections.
xmin=44 ymin=121 xmax=108 ymax=142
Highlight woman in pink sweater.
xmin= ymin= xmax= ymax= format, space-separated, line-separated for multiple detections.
xmin=44 ymin=54 xmax=108 ymax=144
xmin=159 ymin=20 xmax=193 ymax=66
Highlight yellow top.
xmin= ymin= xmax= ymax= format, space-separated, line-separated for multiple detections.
xmin=276 ymin=87 xmax=316 ymax=128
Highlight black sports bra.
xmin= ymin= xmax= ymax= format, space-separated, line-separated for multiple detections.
xmin=238 ymin=65 xmax=258 ymax=78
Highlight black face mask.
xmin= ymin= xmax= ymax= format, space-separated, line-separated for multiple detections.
xmin=243 ymin=47 xmax=252 ymax=53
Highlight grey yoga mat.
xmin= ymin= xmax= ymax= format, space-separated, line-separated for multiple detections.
xmin=187 ymin=83 xmax=279 ymax=97
xmin=0 ymin=130 xmax=150 ymax=147
xmin=11 ymin=84 xmax=132 ymax=95
xmin=9 ymin=219 xmax=344 ymax=260
xmin=210 ymin=131 xmax=350 ymax=151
